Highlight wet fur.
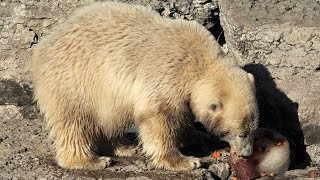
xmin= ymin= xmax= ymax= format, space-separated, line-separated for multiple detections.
xmin=32 ymin=1 xmax=258 ymax=171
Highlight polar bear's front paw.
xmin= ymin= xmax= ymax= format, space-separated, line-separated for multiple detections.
xmin=58 ymin=156 xmax=112 ymax=170
xmin=154 ymin=155 xmax=201 ymax=171
xmin=89 ymin=156 xmax=112 ymax=170
xmin=184 ymin=156 xmax=201 ymax=170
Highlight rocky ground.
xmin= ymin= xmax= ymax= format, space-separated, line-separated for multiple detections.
xmin=1 ymin=105 xmax=319 ymax=179
xmin=0 ymin=0 xmax=319 ymax=179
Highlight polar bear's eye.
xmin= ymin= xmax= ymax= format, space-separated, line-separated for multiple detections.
xmin=219 ymin=131 xmax=229 ymax=138
xmin=210 ymin=101 xmax=221 ymax=111
xmin=210 ymin=104 xmax=218 ymax=111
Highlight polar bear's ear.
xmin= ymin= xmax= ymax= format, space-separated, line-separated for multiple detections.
xmin=247 ymin=73 xmax=255 ymax=83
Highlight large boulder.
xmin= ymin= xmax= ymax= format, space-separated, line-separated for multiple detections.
xmin=219 ymin=0 xmax=320 ymax=165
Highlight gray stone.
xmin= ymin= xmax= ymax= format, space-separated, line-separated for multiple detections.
xmin=219 ymin=0 xmax=320 ymax=70
xmin=0 ymin=79 xmax=33 ymax=106
xmin=208 ymin=162 xmax=230 ymax=180
xmin=126 ymin=176 xmax=151 ymax=180
xmin=306 ymin=145 xmax=320 ymax=164
xmin=285 ymin=166 xmax=319 ymax=179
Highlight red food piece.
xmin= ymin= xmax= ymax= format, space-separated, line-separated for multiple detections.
xmin=232 ymin=159 xmax=260 ymax=180
xmin=229 ymin=128 xmax=290 ymax=178
xmin=310 ymin=171 xmax=318 ymax=178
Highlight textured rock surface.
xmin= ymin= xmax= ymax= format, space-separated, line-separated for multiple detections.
xmin=0 ymin=0 xmax=319 ymax=179
xmin=0 ymin=105 xmax=231 ymax=179
xmin=219 ymin=0 xmax=320 ymax=165
xmin=219 ymin=0 xmax=320 ymax=69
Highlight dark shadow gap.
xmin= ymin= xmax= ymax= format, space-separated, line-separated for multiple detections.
xmin=206 ymin=7 xmax=226 ymax=45
xmin=243 ymin=64 xmax=311 ymax=169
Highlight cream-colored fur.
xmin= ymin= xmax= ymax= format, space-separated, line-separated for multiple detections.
xmin=32 ymin=1 xmax=258 ymax=171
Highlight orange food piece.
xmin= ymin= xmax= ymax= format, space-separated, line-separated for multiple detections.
xmin=212 ymin=151 xmax=221 ymax=158
xmin=232 ymin=177 xmax=237 ymax=180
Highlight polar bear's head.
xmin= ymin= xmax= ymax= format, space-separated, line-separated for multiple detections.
xmin=191 ymin=67 xmax=259 ymax=158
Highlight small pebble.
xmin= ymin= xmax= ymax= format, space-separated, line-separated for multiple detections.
xmin=260 ymin=172 xmax=267 ymax=177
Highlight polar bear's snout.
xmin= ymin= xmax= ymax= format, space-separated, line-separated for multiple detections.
xmin=228 ymin=132 xmax=254 ymax=158
xmin=240 ymin=143 xmax=253 ymax=158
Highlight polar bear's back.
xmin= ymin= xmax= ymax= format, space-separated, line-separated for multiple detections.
xmin=32 ymin=1 xmax=220 ymax=123
xmin=32 ymin=2 xmax=160 ymax=97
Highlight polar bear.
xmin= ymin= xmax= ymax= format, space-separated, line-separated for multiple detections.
xmin=32 ymin=1 xmax=259 ymax=171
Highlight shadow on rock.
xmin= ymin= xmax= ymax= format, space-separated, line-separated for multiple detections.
xmin=0 ymin=79 xmax=40 ymax=119
xmin=0 ymin=79 xmax=33 ymax=106
xmin=243 ymin=63 xmax=311 ymax=169
xmin=179 ymin=122 xmax=229 ymax=158
xmin=95 ymin=125 xmax=222 ymax=160
xmin=207 ymin=7 xmax=226 ymax=45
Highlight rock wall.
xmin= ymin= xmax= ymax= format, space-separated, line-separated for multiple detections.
xmin=219 ymin=0 xmax=320 ymax=166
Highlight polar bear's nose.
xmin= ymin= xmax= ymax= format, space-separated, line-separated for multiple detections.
xmin=241 ymin=155 xmax=250 ymax=159
xmin=240 ymin=144 xmax=253 ymax=157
